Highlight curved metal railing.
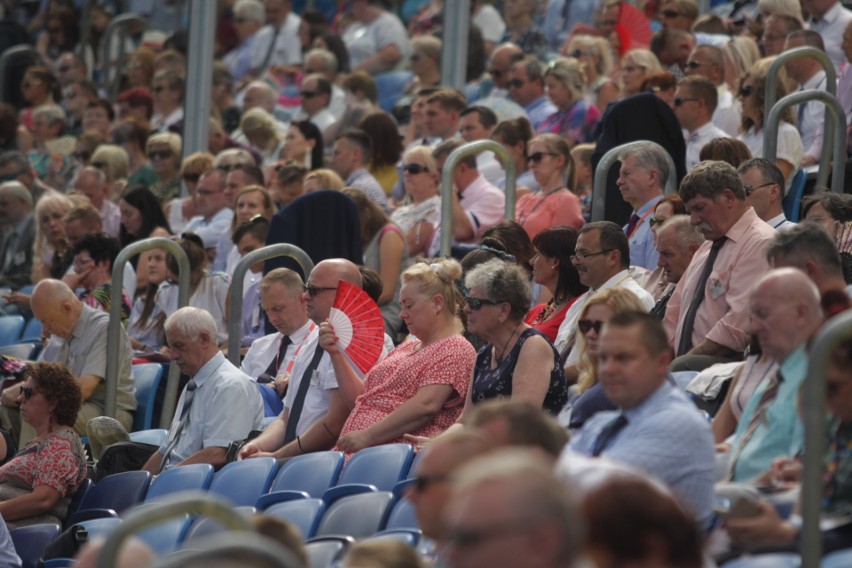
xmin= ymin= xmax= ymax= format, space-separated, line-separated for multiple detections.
xmin=102 ymin=13 xmax=147 ymax=102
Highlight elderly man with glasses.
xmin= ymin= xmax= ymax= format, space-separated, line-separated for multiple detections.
xmin=738 ymin=158 xmax=796 ymax=231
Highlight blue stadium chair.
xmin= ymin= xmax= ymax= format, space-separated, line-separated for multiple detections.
xmin=10 ymin=523 xmax=61 ymax=568
xmin=0 ymin=343 xmax=34 ymax=360
xmin=305 ymin=536 xmax=355 ymax=568
xmin=129 ymin=429 xmax=169 ymax=447
xmin=65 ymin=478 xmax=93 ymax=528
xmin=20 ymin=318 xmax=42 ymax=343
xmin=0 ymin=315 xmax=25 ymax=347
xmin=208 ymin=457 xmax=278 ymax=507
xmin=264 ymin=498 xmax=326 ymax=539
xmin=783 ymin=169 xmax=807 ymax=222
xmin=66 ymin=471 xmax=151 ymax=525
xmin=314 ymin=491 xmax=394 ymax=539
xmin=365 ymin=530 xmax=420 ymax=547
xmin=145 ymin=463 xmax=215 ymax=503
xmin=721 ymin=553 xmax=800 ymax=567
xmin=136 ymin=513 xmax=191 ymax=556
xmin=131 ymin=364 xmax=164 ymax=431
xmin=374 ymin=71 xmax=413 ymax=114
xmin=259 ymin=451 xmax=344 ymax=506
xmin=41 ymin=560 xmax=76 ymax=567
xmin=337 ymin=444 xmax=414 ymax=491
xmin=181 ymin=506 xmax=256 ymax=546
xmin=823 ymin=549 xmax=852 ymax=568
xmin=74 ymin=517 xmax=122 ymax=540
xmin=383 ymin=494 xmax=419 ymax=532
xmin=406 ymin=450 xmax=425 ymax=479
xmin=671 ymin=371 xmax=699 ymax=392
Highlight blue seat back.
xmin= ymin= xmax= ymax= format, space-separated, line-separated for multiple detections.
xmin=0 ymin=315 xmax=25 ymax=347
xmin=208 ymin=457 xmax=278 ymax=507
xmin=66 ymin=478 xmax=93 ymax=527
xmin=270 ymin=451 xmax=344 ymax=498
xmin=20 ymin=318 xmax=42 ymax=343
xmin=406 ymin=450 xmax=425 ymax=479
xmin=0 ymin=343 xmax=34 ymax=360
xmin=72 ymin=471 xmax=151 ymax=522
xmin=10 ymin=523 xmax=61 ymax=568
xmin=315 ymin=491 xmax=394 ymax=538
xmin=305 ymin=536 xmax=355 ymax=568
xmin=75 ymin=517 xmax=122 ymax=540
xmin=338 ymin=444 xmax=414 ymax=491
xmin=137 ymin=514 xmax=191 ymax=556
xmin=383 ymin=496 xmax=419 ymax=532
xmin=129 ymin=429 xmax=169 ymax=446
xmin=131 ymin=364 xmax=164 ymax=431
xmin=146 ymin=463 xmax=215 ymax=503
xmin=374 ymin=71 xmax=413 ymax=114
xmin=265 ymin=498 xmax=326 ymax=539
xmin=721 ymin=553 xmax=801 ymax=567
xmin=824 ymin=549 xmax=852 ymax=568
xmin=182 ymin=506 xmax=256 ymax=546
xmin=783 ymin=169 xmax=807 ymax=222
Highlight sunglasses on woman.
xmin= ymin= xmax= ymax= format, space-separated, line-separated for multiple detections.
xmin=464 ymin=296 xmax=500 ymax=310
xmin=403 ymin=163 xmax=429 ymax=175
xmin=527 ymin=152 xmax=556 ymax=163
xmin=739 ymin=85 xmax=754 ymax=98
xmin=148 ymin=150 xmax=173 ymax=160
xmin=20 ymin=386 xmax=35 ymax=400
xmin=578 ymin=319 xmax=605 ymax=334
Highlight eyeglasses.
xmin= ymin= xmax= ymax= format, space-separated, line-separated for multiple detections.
xmin=20 ymin=386 xmax=35 ymax=400
xmin=661 ymin=9 xmax=683 ymax=17
xmin=301 ymin=91 xmax=318 ymax=99
xmin=578 ymin=319 xmax=605 ymax=334
xmin=72 ymin=151 xmax=90 ymax=162
xmin=183 ymin=172 xmax=202 ymax=183
xmin=686 ymin=60 xmax=712 ymax=69
xmin=196 ymin=187 xmax=222 ymax=196
xmin=91 ymin=161 xmax=107 ymax=169
xmin=0 ymin=169 xmax=26 ymax=182
xmin=410 ymin=474 xmax=449 ymax=492
xmin=57 ymin=64 xmax=72 ymax=73
xmin=743 ymin=181 xmax=776 ymax=195
xmin=410 ymin=53 xmax=421 ymax=61
xmin=674 ymin=97 xmax=699 ymax=107
xmin=152 ymin=86 xmax=167 ymax=94
xmin=488 ymin=68 xmax=504 ymax=78
xmin=22 ymin=81 xmax=43 ymax=89
xmin=649 ymin=216 xmax=667 ymax=227
xmin=234 ymin=16 xmax=251 ymax=23
xmin=508 ymin=78 xmax=525 ymax=89
xmin=527 ymin=152 xmax=556 ymax=163
xmin=570 ymin=249 xmax=614 ymax=262
xmin=148 ymin=150 xmax=173 ymax=160
xmin=403 ymin=163 xmax=429 ymax=175
xmin=303 ymin=284 xmax=338 ymax=297
xmin=739 ymin=85 xmax=754 ymax=98
xmin=463 ymin=296 xmax=500 ymax=310
xmin=445 ymin=522 xmax=528 ymax=550
xmin=217 ymin=164 xmax=237 ymax=172
xmin=73 ymin=257 xmax=94 ymax=268
xmin=64 ymin=89 xmax=77 ymax=100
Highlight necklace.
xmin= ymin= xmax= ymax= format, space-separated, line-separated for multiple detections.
xmin=494 ymin=321 xmax=524 ymax=365
xmin=534 ymin=294 xmax=566 ymax=324
xmin=517 ymin=186 xmax=564 ymax=226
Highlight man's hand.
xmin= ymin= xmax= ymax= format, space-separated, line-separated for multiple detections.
xmin=318 ymin=322 xmax=341 ymax=356
xmin=0 ymin=386 xmax=19 ymax=408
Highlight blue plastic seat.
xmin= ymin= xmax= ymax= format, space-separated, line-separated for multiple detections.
xmin=264 ymin=451 xmax=344 ymax=501
xmin=208 ymin=457 xmax=278 ymax=507
xmin=314 ymin=491 xmax=394 ymax=538
xmin=383 ymin=495 xmax=419 ymax=532
xmin=337 ymin=444 xmax=414 ymax=491
xmin=65 ymin=478 xmax=93 ymax=528
xmin=66 ymin=471 xmax=151 ymax=526
xmin=145 ymin=463 xmax=215 ymax=503
xmin=0 ymin=343 xmax=34 ymax=360
xmin=406 ymin=450 xmax=425 ymax=479
xmin=0 ymin=315 xmax=25 ymax=347
xmin=136 ymin=513 xmax=191 ymax=556
xmin=129 ymin=429 xmax=169 ymax=447
xmin=10 ymin=523 xmax=61 ymax=568
xmin=20 ymin=318 xmax=42 ymax=343
xmin=823 ymin=548 xmax=852 ymax=568
xmin=41 ymin=560 xmax=75 ymax=567
xmin=305 ymin=536 xmax=355 ymax=568
xmin=265 ymin=498 xmax=326 ymax=539
xmin=721 ymin=553 xmax=800 ymax=567
xmin=374 ymin=71 xmax=413 ymax=114
xmin=181 ymin=506 xmax=256 ymax=546
xmin=131 ymin=364 xmax=164 ymax=431
xmin=783 ymin=169 xmax=807 ymax=222
xmin=366 ymin=529 xmax=420 ymax=547
xmin=74 ymin=517 xmax=122 ymax=540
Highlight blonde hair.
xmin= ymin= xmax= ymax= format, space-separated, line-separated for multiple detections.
xmin=32 ymin=192 xmax=74 ymax=282
xmin=566 ymin=35 xmax=613 ymax=77
xmin=544 ymin=57 xmax=587 ymax=102
xmin=146 ymin=131 xmax=181 ymax=156
xmin=91 ymin=144 xmax=130 ymax=183
xmin=304 ymin=168 xmax=345 ymax=191
xmin=402 ymin=145 xmax=437 ymax=173
xmin=623 ymin=49 xmax=662 ymax=74
xmin=576 ymin=288 xmax=648 ymax=392
xmin=401 ymin=258 xmax=463 ymax=321
xmin=180 ymin=151 xmax=215 ymax=177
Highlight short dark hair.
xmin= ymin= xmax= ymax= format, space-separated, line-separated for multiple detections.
xmin=678 ymin=75 xmax=718 ymax=115
xmin=801 ymin=193 xmax=852 ymax=222
xmin=533 ymin=226 xmax=587 ymax=299
xmin=467 ymin=399 xmax=569 ymax=459
xmin=232 ymin=216 xmax=270 ymax=246
xmin=580 ymin=221 xmax=630 ymax=270
xmin=433 ymin=138 xmax=477 ymax=169
xmin=765 ymin=222 xmax=843 ymax=278
xmin=339 ymin=128 xmax=373 ymax=164
xmin=606 ymin=311 xmax=671 ymax=356
xmin=358 ymin=265 xmax=383 ymax=303
xmin=86 ymin=98 xmax=115 ymax=121
xmin=737 ymin=158 xmax=784 ymax=191
xmin=679 ymin=160 xmax=745 ymax=202
xmin=26 ymin=362 xmax=83 ymax=427
xmin=231 ymin=163 xmax=265 ymax=186
xmin=72 ymin=232 xmax=120 ymax=272
xmin=461 ymin=105 xmax=498 ymax=129
xmin=697 ymin=138 xmax=752 ymax=168
xmin=786 ymin=29 xmax=825 ymax=51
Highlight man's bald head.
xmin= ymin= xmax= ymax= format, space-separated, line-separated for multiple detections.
xmin=304 ymin=259 xmax=362 ymax=323
xmin=489 ymin=43 xmax=524 ymax=89
xmin=315 ymin=258 xmax=362 ymax=287
xmin=31 ymin=279 xmax=83 ymax=339
xmin=750 ymin=268 xmax=822 ymax=361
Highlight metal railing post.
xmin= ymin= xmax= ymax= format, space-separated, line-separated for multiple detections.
xmin=102 ymin=14 xmax=147 ymax=102
xmin=440 ymin=0 xmax=470 ymax=90
xmin=182 ymin=0 xmax=217 ymax=163
xmin=591 ymin=141 xmax=677 ymax=222
xmin=800 ymin=310 xmax=852 ymax=568
xmin=227 ymin=244 xmax=315 ymax=365
xmin=765 ymin=47 xmax=836 ymax=128
xmin=439 ymin=140 xmax=516 ymax=257
xmin=764 ymin=90 xmax=846 ymax=192
xmin=0 ymin=46 xmax=40 ymax=100
xmin=106 ymin=238 xmax=190 ymax=428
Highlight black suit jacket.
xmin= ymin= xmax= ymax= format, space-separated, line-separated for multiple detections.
xmin=0 ymin=214 xmax=35 ymax=289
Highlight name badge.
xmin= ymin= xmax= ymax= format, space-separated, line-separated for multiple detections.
xmin=310 ymin=369 xmax=319 ymax=387
xmin=709 ymin=278 xmax=726 ymax=300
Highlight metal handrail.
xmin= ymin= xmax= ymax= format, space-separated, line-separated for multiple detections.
xmin=107 ymin=238 xmax=190 ymax=428
xmin=227 ymin=244 xmax=315 ymax=366
xmin=102 ymin=13 xmax=146 ymax=102
xmin=764 ymin=90 xmax=846 ymax=192
xmin=0 ymin=46 xmax=40 ymax=101
xmin=765 ymin=47 xmax=836 ymax=130
xmin=182 ymin=0 xmax=217 ymax=165
xmin=440 ymin=0 xmax=470 ymax=89
xmin=800 ymin=310 xmax=852 ymax=568
xmin=591 ymin=141 xmax=677 ymax=222
xmin=439 ymin=140 xmax=517 ymax=257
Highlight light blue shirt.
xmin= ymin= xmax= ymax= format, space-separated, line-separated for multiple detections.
xmin=525 ymin=96 xmax=557 ymax=131
xmin=729 ymin=346 xmax=807 ymax=482
xmin=569 ymin=381 xmax=716 ymax=528
xmin=543 ymin=0 xmax=598 ymax=53
xmin=184 ymin=207 xmax=234 ymax=271
xmin=626 ymin=195 xmax=662 ymax=271
xmin=346 ymin=169 xmax=389 ymax=212
xmin=159 ymin=351 xmax=263 ymax=470
xmin=224 ymin=36 xmax=256 ymax=83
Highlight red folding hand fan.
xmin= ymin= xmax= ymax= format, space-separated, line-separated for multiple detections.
xmin=328 ymin=281 xmax=385 ymax=374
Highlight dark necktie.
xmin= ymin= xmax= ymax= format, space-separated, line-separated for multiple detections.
xmin=650 ymin=288 xmax=674 ymax=320
xmin=592 ymin=414 xmax=629 ymax=457
xmin=258 ymin=335 xmax=291 ymax=384
xmin=260 ymin=24 xmax=281 ymax=71
xmin=676 ymin=237 xmax=727 ymax=356
xmin=283 ymin=344 xmax=325 ymax=444
xmin=625 ymin=213 xmax=641 ymax=238
xmin=727 ymin=370 xmax=783 ymax=479
xmin=1 ymin=231 xmax=16 ymax=271
xmin=160 ymin=379 xmax=198 ymax=470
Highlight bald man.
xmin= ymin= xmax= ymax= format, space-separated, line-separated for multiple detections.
xmin=725 ymin=268 xmax=823 ymax=483
xmin=241 ymin=259 xmax=392 ymax=460
xmin=0 ymin=280 xmax=136 ymax=446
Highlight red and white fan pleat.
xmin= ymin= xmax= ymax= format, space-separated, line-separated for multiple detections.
xmin=328 ymin=281 xmax=385 ymax=374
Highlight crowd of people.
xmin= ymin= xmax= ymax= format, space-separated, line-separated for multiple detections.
xmin=0 ymin=0 xmax=851 ymax=566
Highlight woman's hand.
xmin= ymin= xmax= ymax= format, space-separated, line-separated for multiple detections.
xmin=318 ymin=322 xmax=341 ymax=356
xmin=2 ymin=292 xmax=30 ymax=307
xmin=403 ymin=434 xmax=431 ymax=451
xmin=337 ymin=429 xmax=375 ymax=453
xmin=238 ymin=442 xmax=268 ymax=460
xmin=725 ymin=499 xmax=797 ymax=547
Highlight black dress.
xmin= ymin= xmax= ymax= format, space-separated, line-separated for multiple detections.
xmin=472 ymin=328 xmax=568 ymax=415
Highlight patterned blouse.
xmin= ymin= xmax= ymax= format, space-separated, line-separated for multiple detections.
xmin=537 ymin=99 xmax=601 ymax=146
xmin=824 ymin=416 xmax=852 ymax=518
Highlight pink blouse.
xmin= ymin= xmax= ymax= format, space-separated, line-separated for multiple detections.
xmin=515 ymin=190 xmax=584 ymax=240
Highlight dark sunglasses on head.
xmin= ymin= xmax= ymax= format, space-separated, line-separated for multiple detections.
xmin=301 ymin=91 xmax=318 ymax=99
xmin=527 ymin=151 xmax=555 ymax=163
xmin=464 ymin=296 xmax=500 ymax=310
xmin=578 ymin=319 xmax=605 ymax=334
xmin=183 ymin=172 xmax=202 ymax=183
xmin=649 ymin=216 xmax=667 ymax=227
xmin=148 ymin=150 xmax=173 ymax=160
xmin=674 ymin=97 xmax=698 ymax=107
xmin=403 ymin=163 xmax=429 ymax=175
xmin=489 ymin=68 xmax=503 ymax=78
xmin=91 ymin=161 xmax=107 ymax=169
xmin=739 ymin=85 xmax=754 ymax=98
xmin=508 ymin=79 xmax=525 ymax=89
xmin=661 ymin=9 xmax=682 ymax=17
xmin=20 ymin=386 xmax=35 ymax=400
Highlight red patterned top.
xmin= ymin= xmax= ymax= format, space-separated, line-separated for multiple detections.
xmin=0 ymin=427 xmax=87 ymax=498
xmin=336 ymin=335 xmax=476 ymax=449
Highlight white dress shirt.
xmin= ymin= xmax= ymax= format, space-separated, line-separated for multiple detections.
xmin=685 ymin=121 xmax=728 ymax=170
xmin=240 ymin=319 xmax=316 ymax=381
xmin=807 ymin=2 xmax=852 ymax=71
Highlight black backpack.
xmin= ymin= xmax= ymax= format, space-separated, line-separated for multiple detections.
xmin=93 ymin=441 xmax=159 ymax=481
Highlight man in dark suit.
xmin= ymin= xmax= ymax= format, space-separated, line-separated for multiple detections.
xmin=0 ymin=181 xmax=35 ymax=290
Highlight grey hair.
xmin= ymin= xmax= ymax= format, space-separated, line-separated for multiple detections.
xmin=737 ymin=158 xmax=784 ymax=192
xmin=165 ymin=307 xmax=219 ymax=341
xmin=679 ymin=160 xmax=745 ymax=201
xmin=305 ymin=48 xmax=338 ymax=74
xmin=212 ymin=148 xmax=255 ymax=169
xmin=245 ymin=81 xmax=278 ymax=110
xmin=765 ymin=221 xmax=844 ymax=278
xmin=656 ymin=215 xmax=705 ymax=252
xmin=464 ymin=258 xmax=531 ymax=321
xmin=33 ymin=103 xmax=67 ymax=127
xmin=617 ymin=141 xmax=670 ymax=189
xmin=0 ymin=151 xmax=29 ymax=170
xmin=75 ymin=166 xmax=107 ymax=187
xmin=0 ymin=181 xmax=33 ymax=207
xmin=234 ymin=0 xmax=265 ymax=23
